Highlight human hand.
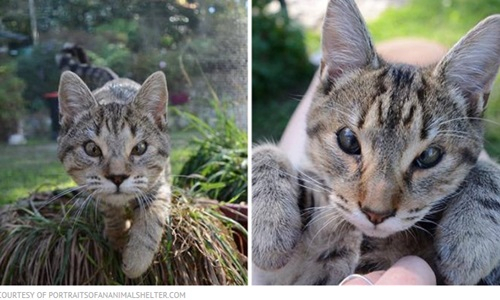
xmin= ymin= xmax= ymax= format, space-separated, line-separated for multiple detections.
xmin=339 ymin=256 xmax=436 ymax=285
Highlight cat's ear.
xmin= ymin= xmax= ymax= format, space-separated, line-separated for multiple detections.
xmin=320 ymin=0 xmax=380 ymax=83
xmin=433 ymin=15 xmax=500 ymax=116
xmin=133 ymin=71 xmax=168 ymax=127
xmin=58 ymin=71 xmax=97 ymax=125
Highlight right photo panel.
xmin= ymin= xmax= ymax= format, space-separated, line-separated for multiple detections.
xmin=252 ymin=0 xmax=500 ymax=285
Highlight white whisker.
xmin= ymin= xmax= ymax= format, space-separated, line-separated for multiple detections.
xmin=412 ymin=224 xmax=433 ymax=237
xmin=437 ymin=116 xmax=500 ymax=128
xmin=38 ymin=185 xmax=87 ymax=210
xmin=259 ymin=162 xmax=331 ymax=194
xmin=309 ymin=210 xmax=344 ymax=244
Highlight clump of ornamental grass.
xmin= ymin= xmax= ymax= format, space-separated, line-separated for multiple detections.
xmin=174 ymin=102 xmax=247 ymax=204
xmin=0 ymin=188 xmax=247 ymax=285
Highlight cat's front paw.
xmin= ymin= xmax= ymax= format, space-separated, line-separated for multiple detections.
xmin=436 ymin=213 xmax=500 ymax=285
xmin=121 ymin=245 xmax=155 ymax=279
xmin=434 ymin=233 xmax=490 ymax=285
xmin=252 ymin=144 xmax=302 ymax=270
xmin=435 ymin=161 xmax=500 ymax=285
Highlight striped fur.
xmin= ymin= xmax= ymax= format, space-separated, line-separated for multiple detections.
xmin=57 ymin=71 xmax=170 ymax=279
xmin=252 ymin=0 xmax=500 ymax=285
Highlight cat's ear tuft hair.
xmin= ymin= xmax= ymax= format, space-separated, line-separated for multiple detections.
xmin=434 ymin=15 xmax=500 ymax=116
xmin=133 ymin=71 xmax=169 ymax=127
xmin=320 ymin=0 xmax=380 ymax=84
xmin=58 ymin=71 xmax=97 ymax=125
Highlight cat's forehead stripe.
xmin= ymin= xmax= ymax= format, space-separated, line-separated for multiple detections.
xmin=358 ymin=65 xmax=421 ymax=131
xmin=388 ymin=65 xmax=417 ymax=88
xmin=402 ymin=105 xmax=416 ymax=127
xmin=416 ymin=76 xmax=427 ymax=104
xmin=378 ymin=65 xmax=427 ymax=133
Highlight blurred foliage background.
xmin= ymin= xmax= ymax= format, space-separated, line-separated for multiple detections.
xmin=252 ymin=0 xmax=314 ymax=141
xmin=252 ymin=0 xmax=500 ymax=159
xmin=0 ymin=0 xmax=248 ymax=205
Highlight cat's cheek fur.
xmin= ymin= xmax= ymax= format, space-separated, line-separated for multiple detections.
xmin=61 ymin=160 xmax=91 ymax=187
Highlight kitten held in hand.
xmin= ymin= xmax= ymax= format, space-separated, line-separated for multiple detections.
xmin=57 ymin=71 xmax=171 ymax=279
xmin=252 ymin=0 xmax=500 ymax=285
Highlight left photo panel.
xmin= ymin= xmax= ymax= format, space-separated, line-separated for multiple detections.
xmin=0 ymin=0 xmax=247 ymax=285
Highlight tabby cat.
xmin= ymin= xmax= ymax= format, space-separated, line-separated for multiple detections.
xmin=252 ymin=0 xmax=500 ymax=285
xmin=57 ymin=70 xmax=171 ymax=279
xmin=56 ymin=43 xmax=119 ymax=90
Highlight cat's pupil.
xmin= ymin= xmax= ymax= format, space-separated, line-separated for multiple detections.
xmin=414 ymin=146 xmax=443 ymax=169
xmin=337 ymin=127 xmax=361 ymax=155
xmin=131 ymin=141 xmax=148 ymax=156
xmin=84 ymin=141 xmax=102 ymax=157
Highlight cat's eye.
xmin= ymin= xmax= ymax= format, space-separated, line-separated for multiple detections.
xmin=337 ymin=127 xmax=361 ymax=155
xmin=84 ymin=141 xmax=102 ymax=157
xmin=414 ymin=146 xmax=443 ymax=169
xmin=131 ymin=141 xmax=148 ymax=156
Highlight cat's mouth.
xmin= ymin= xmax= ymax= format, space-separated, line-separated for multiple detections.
xmin=111 ymin=188 xmax=138 ymax=198
xmin=351 ymin=214 xmax=408 ymax=238
xmin=330 ymin=194 xmax=409 ymax=238
xmin=87 ymin=184 xmax=137 ymax=202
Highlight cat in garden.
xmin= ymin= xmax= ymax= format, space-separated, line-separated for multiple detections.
xmin=57 ymin=70 xmax=171 ymax=279
xmin=56 ymin=43 xmax=119 ymax=89
xmin=252 ymin=0 xmax=500 ymax=285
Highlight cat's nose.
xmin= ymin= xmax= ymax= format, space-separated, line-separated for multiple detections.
xmin=106 ymin=174 xmax=129 ymax=187
xmin=360 ymin=206 xmax=395 ymax=225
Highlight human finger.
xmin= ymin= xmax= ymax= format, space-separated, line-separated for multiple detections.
xmin=340 ymin=271 xmax=385 ymax=285
xmin=375 ymin=256 xmax=436 ymax=285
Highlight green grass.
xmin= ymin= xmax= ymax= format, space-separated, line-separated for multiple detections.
xmin=170 ymin=129 xmax=199 ymax=176
xmin=0 ymin=185 xmax=247 ymax=285
xmin=174 ymin=103 xmax=248 ymax=203
xmin=0 ymin=131 xmax=198 ymax=205
xmin=0 ymin=141 xmax=74 ymax=205
xmin=368 ymin=0 xmax=500 ymax=46
xmin=303 ymin=30 xmax=321 ymax=58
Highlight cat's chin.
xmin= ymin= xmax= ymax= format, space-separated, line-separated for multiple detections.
xmin=100 ymin=193 xmax=136 ymax=207
xmin=357 ymin=226 xmax=397 ymax=238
